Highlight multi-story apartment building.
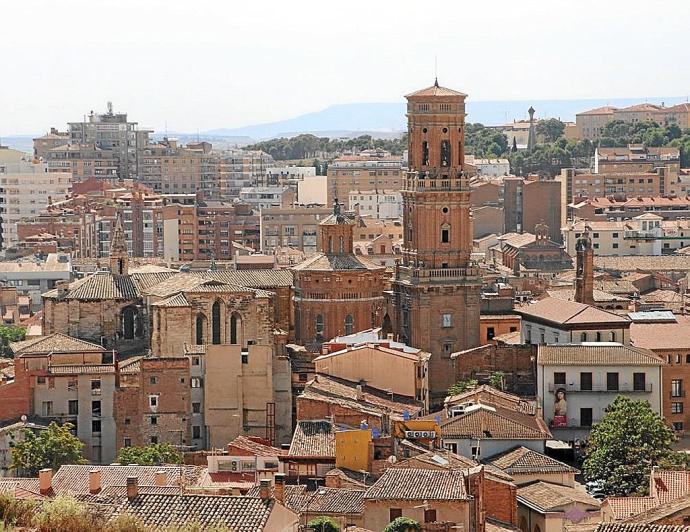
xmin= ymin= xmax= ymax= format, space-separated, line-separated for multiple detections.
xmin=327 ymin=152 xmax=405 ymax=205
xmin=137 ymin=139 xmax=216 ymax=196
xmin=238 ymin=186 xmax=296 ymax=210
xmin=576 ymin=102 xmax=690 ymax=139
xmin=218 ymin=149 xmax=274 ymax=197
xmin=68 ymin=103 xmax=150 ymax=179
xmin=348 ymin=190 xmax=402 ymax=219
xmin=537 ymin=343 xmax=663 ymax=441
xmin=504 ymin=176 xmax=562 ymax=242
xmin=46 ymin=143 xmax=119 ymax=180
xmin=162 ymin=200 xmax=259 ymax=262
xmin=0 ymin=253 xmax=72 ymax=309
xmin=0 ymin=153 xmax=72 ymax=249
xmin=559 ymin=145 xmax=681 ymax=203
xmin=465 ymin=156 xmax=510 ymax=177
xmin=563 ymin=215 xmax=690 ymax=256
xmin=264 ymin=165 xmax=316 ymax=187
xmin=260 ymin=205 xmax=331 ymax=254
xmin=569 ymin=195 xmax=690 ymax=222
xmin=32 ymin=128 xmax=70 ymax=160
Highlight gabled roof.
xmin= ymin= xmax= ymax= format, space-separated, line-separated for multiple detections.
xmin=151 ymin=293 xmax=190 ymax=308
xmin=43 ymin=272 xmax=139 ymax=300
xmin=577 ymin=106 xmax=617 ymax=116
xmin=444 ymin=385 xmax=537 ymax=416
xmin=111 ymin=494 xmax=277 ymax=531
xmin=441 ymin=404 xmax=551 ymax=441
xmin=604 ymin=496 xmax=657 ymax=521
xmin=11 ymin=333 xmax=105 ymax=355
xmin=228 ymin=435 xmax=286 ymax=457
xmin=364 ymin=467 xmax=470 ymax=500
xmin=288 ymin=420 xmax=336 ymax=458
xmin=247 ymin=484 xmax=364 ymax=515
xmin=485 ymin=446 xmax=579 ymax=475
xmin=538 ymin=344 xmax=664 ymax=366
xmin=517 ymin=481 xmax=600 ymax=512
xmin=515 ymin=297 xmax=631 ymax=327
xmin=395 ymin=449 xmax=513 ymax=482
xmin=631 ymin=316 xmax=690 ymax=350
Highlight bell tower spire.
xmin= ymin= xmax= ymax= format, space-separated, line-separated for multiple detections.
xmin=109 ymin=211 xmax=129 ymax=276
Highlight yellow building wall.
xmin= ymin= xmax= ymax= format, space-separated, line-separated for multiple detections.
xmin=335 ymin=429 xmax=372 ymax=472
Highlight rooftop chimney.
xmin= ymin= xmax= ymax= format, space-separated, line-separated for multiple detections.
xmin=154 ymin=470 xmax=167 ymax=487
xmin=259 ymin=478 xmax=271 ymax=501
xmin=274 ymin=474 xmax=286 ymax=504
xmin=39 ymin=468 xmax=53 ymax=495
xmin=126 ymin=476 xmax=138 ymax=500
xmin=355 ymin=384 xmax=364 ymax=401
xmin=88 ymin=469 xmax=102 ymax=494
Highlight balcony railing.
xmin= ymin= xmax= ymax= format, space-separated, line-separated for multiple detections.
xmin=548 ymin=382 xmax=653 ymax=393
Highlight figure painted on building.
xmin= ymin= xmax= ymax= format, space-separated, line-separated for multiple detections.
xmin=553 ymin=387 xmax=567 ymax=427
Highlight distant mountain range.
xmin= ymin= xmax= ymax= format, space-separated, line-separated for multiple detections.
xmin=4 ymin=95 xmax=687 ymax=153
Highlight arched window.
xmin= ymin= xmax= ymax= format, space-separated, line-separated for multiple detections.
xmin=230 ymin=313 xmax=241 ymax=345
xmin=440 ymin=140 xmax=451 ymax=167
xmin=339 ymin=236 xmax=344 ymax=254
xmin=328 ymin=236 xmax=333 ymax=254
xmin=345 ymin=314 xmax=354 ymax=335
xmin=381 ymin=314 xmax=393 ymax=338
xmin=441 ymin=224 xmax=450 ymax=244
xmin=122 ymin=307 xmax=135 ymax=340
xmin=196 ymin=314 xmax=205 ymax=345
xmin=422 ymin=141 xmax=429 ymax=166
xmin=315 ymin=315 xmax=324 ymax=337
xmin=212 ymin=301 xmax=221 ymax=345
xmin=580 ymin=332 xmax=587 ymax=342
xmin=609 ymin=331 xmax=616 ymax=342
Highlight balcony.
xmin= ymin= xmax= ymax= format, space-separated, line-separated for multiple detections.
xmin=404 ymin=176 xmax=469 ymax=192
xmin=548 ymin=382 xmax=653 ymax=393
xmin=396 ymin=265 xmax=480 ymax=283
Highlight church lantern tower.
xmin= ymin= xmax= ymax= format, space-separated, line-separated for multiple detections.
xmin=387 ymin=81 xmax=481 ymax=404
xmin=575 ymin=230 xmax=594 ymax=305
xmin=109 ymin=212 xmax=129 ymax=276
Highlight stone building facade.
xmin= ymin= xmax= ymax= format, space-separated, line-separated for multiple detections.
xmin=386 ymin=81 xmax=481 ymax=404
xmin=292 ymin=203 xmax=388 ymax=348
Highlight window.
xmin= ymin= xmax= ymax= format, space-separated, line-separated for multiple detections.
xmin=149 ymin=376 xmax=158 ymax=385
xmin=37 ymin=376 xmax=46 ymax=385
xmin=192 ymin=426 xmax=201 ymax=439
xmin=609 ymin=332 xmax=616 ymax=342
xmin=299 ymin=373 xmax=308 ymax=382
xmin=443 ymin=343 xmax=453 ymax=356
xmin=230 ymin=314 xmax=240 ymax=345
xmin=124 ymin=438 xmax=132 ymax=447
xmin=150 ymin=416 xmax=158 ymax=425
xmin=212 ymin=301 xmax=221 ymax=345
xmin=390 ymin=509 xmax=403 ymax=522
xmin=672 ymin=402 xmax=684 ymax=414
xmin=122 ymin=307 xmax=135 ymax=340
xmin=554 ymin=372 xmax=566 ymax=385
xmin=191 ymin=378 xmax=203 ymax=388
xmin=91 ymin=379 xmax=101 ymax=395
xmin=345 ymin=315 xmax=354 ymax=335
xmin=195 ymin=314 xmax=205 ymax=345
xmin=673 ymin=422 xmax=684 ymax=432
xmin=441 ymin=228 xmax=450 ymax=243
xmin=241 ymin=349 xmax=249 ymax=364
xmin=149 ymin=395 xmax=159 ymax=408
xmin=607 ymin=372 xmax=619 ymax=391
xmin=424 ymin=509 xmax=437 ymax=523
xmin=581 ymin=372 xmax=593 ymax=391
xmin=580 ymin=408 xmax=593 ymax=427
xmin=192 ymin=356 xmax=200 ymax=366
xmin=580 ymin=332 xmax=587 ymax=342
xmin=442 ymin=314 xmax=452 ymax=328
xmin=672 ymin=379 xmax=684 ymax=398
xmin=596 ymin=331 xmax=602 ymax=342
xmin=92 ymin=420 xmax=101 ymax=434
xmin=150 ymin=436 xmax=158 ymax=444
xmin=471 ymin=446 xmax=481 ymax=458
xmin=192 ymin=402 xmax=201 ymax=414
xmin=68 ymin=400 xmax=78 ymax=415
xmin=92 ymin=401 xmax=101 ymax=416
xmin=67 ymin=379 xmax=78 ymax=391
xmin=124 ymin=418 xmax=131 ymax=425
xmin=487 ymin=327 xmax=495 ymax=341
xmin=422 ymin=141 xmax=429 ymax=166
xmin=687 ymin=355 xmax=690 ymax=364
xmin=633 ymin=373 xmax=646 ymax=392
xmin=42 ymin=401 xmax=53 ymax=416
xmin=315 ymin=315 xmax=324 ymax=336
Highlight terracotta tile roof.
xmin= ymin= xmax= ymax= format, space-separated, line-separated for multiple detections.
xmin=486 ymin=446 xmax=579 ymax=475
xmin=130 ymin=271 xmax=177 ymax=291
xmin=151 ymin=293 xmax=190 ymax=307
xmin=203 ymin=269 xmax=293 ymax=288
xmin=516 ymin=297 xmax=630 ymax=326
xmin=51 ymin=465 xmax=204 ymax=495
xmin=538 ymin=344 xmax=664 ymax=366
xmin=364 ymin=467 xmax=470 ymax=500
xmin=119 ymin=356 xmax=143 ymax=374
xmin=11 ymin=333 xmax=106 ymax=355
xmin=487 ymin=518 xmax=523 ymax=532
xmin=111 ymin=494 xmax=277 ymax=531
xmin=624 ymin=494 xmax=690 ymax=524
xmin=604 ymin=496 xmax=658 ymax=520
xmin=517 ymin=481 xmax=600 ymax=512
xmin=228 ymin=435 xmax=287 ymax=457
xmin=595 ymin=256 xmax=690 ymax=273
xmin=444 ymin=385 xmax=537 ymax=416
xmin=548 ymin=288 xmax=630 ymax=304
xmin=441 ymin=404 xmax=551 ymax=440
xmin=631 ymin=316 xmax=690 ymax=350
xmin=143 ymin=274 xmax=213 ymax=298
xmin=500 ymin=232 xmax=536 ymax=249
xmin=405 ymin=84 xmax=467 ymax=98
xmin=596 ymin=525 xmax=690 ymax=532
xmin=43 ymin=272 xmax=140 ymax=300
xmin=395 ymin=449 xmax=513 ymax=482
xmin=652 ymin=470 xmax=690 ymax=505
xmin=247 ymin=484 xmax=364 ymax=515
xmin=292 ymin=252 xmax=385 ymax=272
xmin=299 ymin=375 xmax=424 ymax=420
xmin=288 ymin=420 xmax=336 ymax=457
xmin=577 ymin=106 xmax=617 ymax=116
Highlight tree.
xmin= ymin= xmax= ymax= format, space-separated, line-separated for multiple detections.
xmin=384 ymin=517 xmax=422 ymax=532
xmin=583 ymin=396 xmax=688 ymax=496
xmin=536 ymin=118 xmax=566 ymax=143
xmin=489 ymin=371 xmax=505 ymax=390
xmin=448 ymin=378 xmax=478 ymax=397
xmin=0 ymin=325 xmax=25 ymax=357
xmin=117 ymin=443 xmax=182 ymax=466
xmin=307 ymin=516 xmax=339 ymax=532
xmin=11 ymin=422 xmax=86 ymax=476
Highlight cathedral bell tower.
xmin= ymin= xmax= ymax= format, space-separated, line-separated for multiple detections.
xmin=109 ymin=212 xmax=129 ymax=276
xmin=388 ymin=80 xmax=481 ymax=404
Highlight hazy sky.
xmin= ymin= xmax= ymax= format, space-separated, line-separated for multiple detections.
xmin=2 ymin=0 xmax=689 ymax=135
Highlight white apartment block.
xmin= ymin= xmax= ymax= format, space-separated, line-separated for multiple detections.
xmin=0 ymin=157 xmax=71 ymax=248
xmin=563 ymin=213 xmax=690 ymax=256
xmin=349 ymin=190 xmax=402 ymax=219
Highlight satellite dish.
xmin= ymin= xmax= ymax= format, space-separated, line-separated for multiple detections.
xmin=20 ymin=415 xmax=27 ymax=422
xmin=387 ymin=455 xmax=397 ymax=464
